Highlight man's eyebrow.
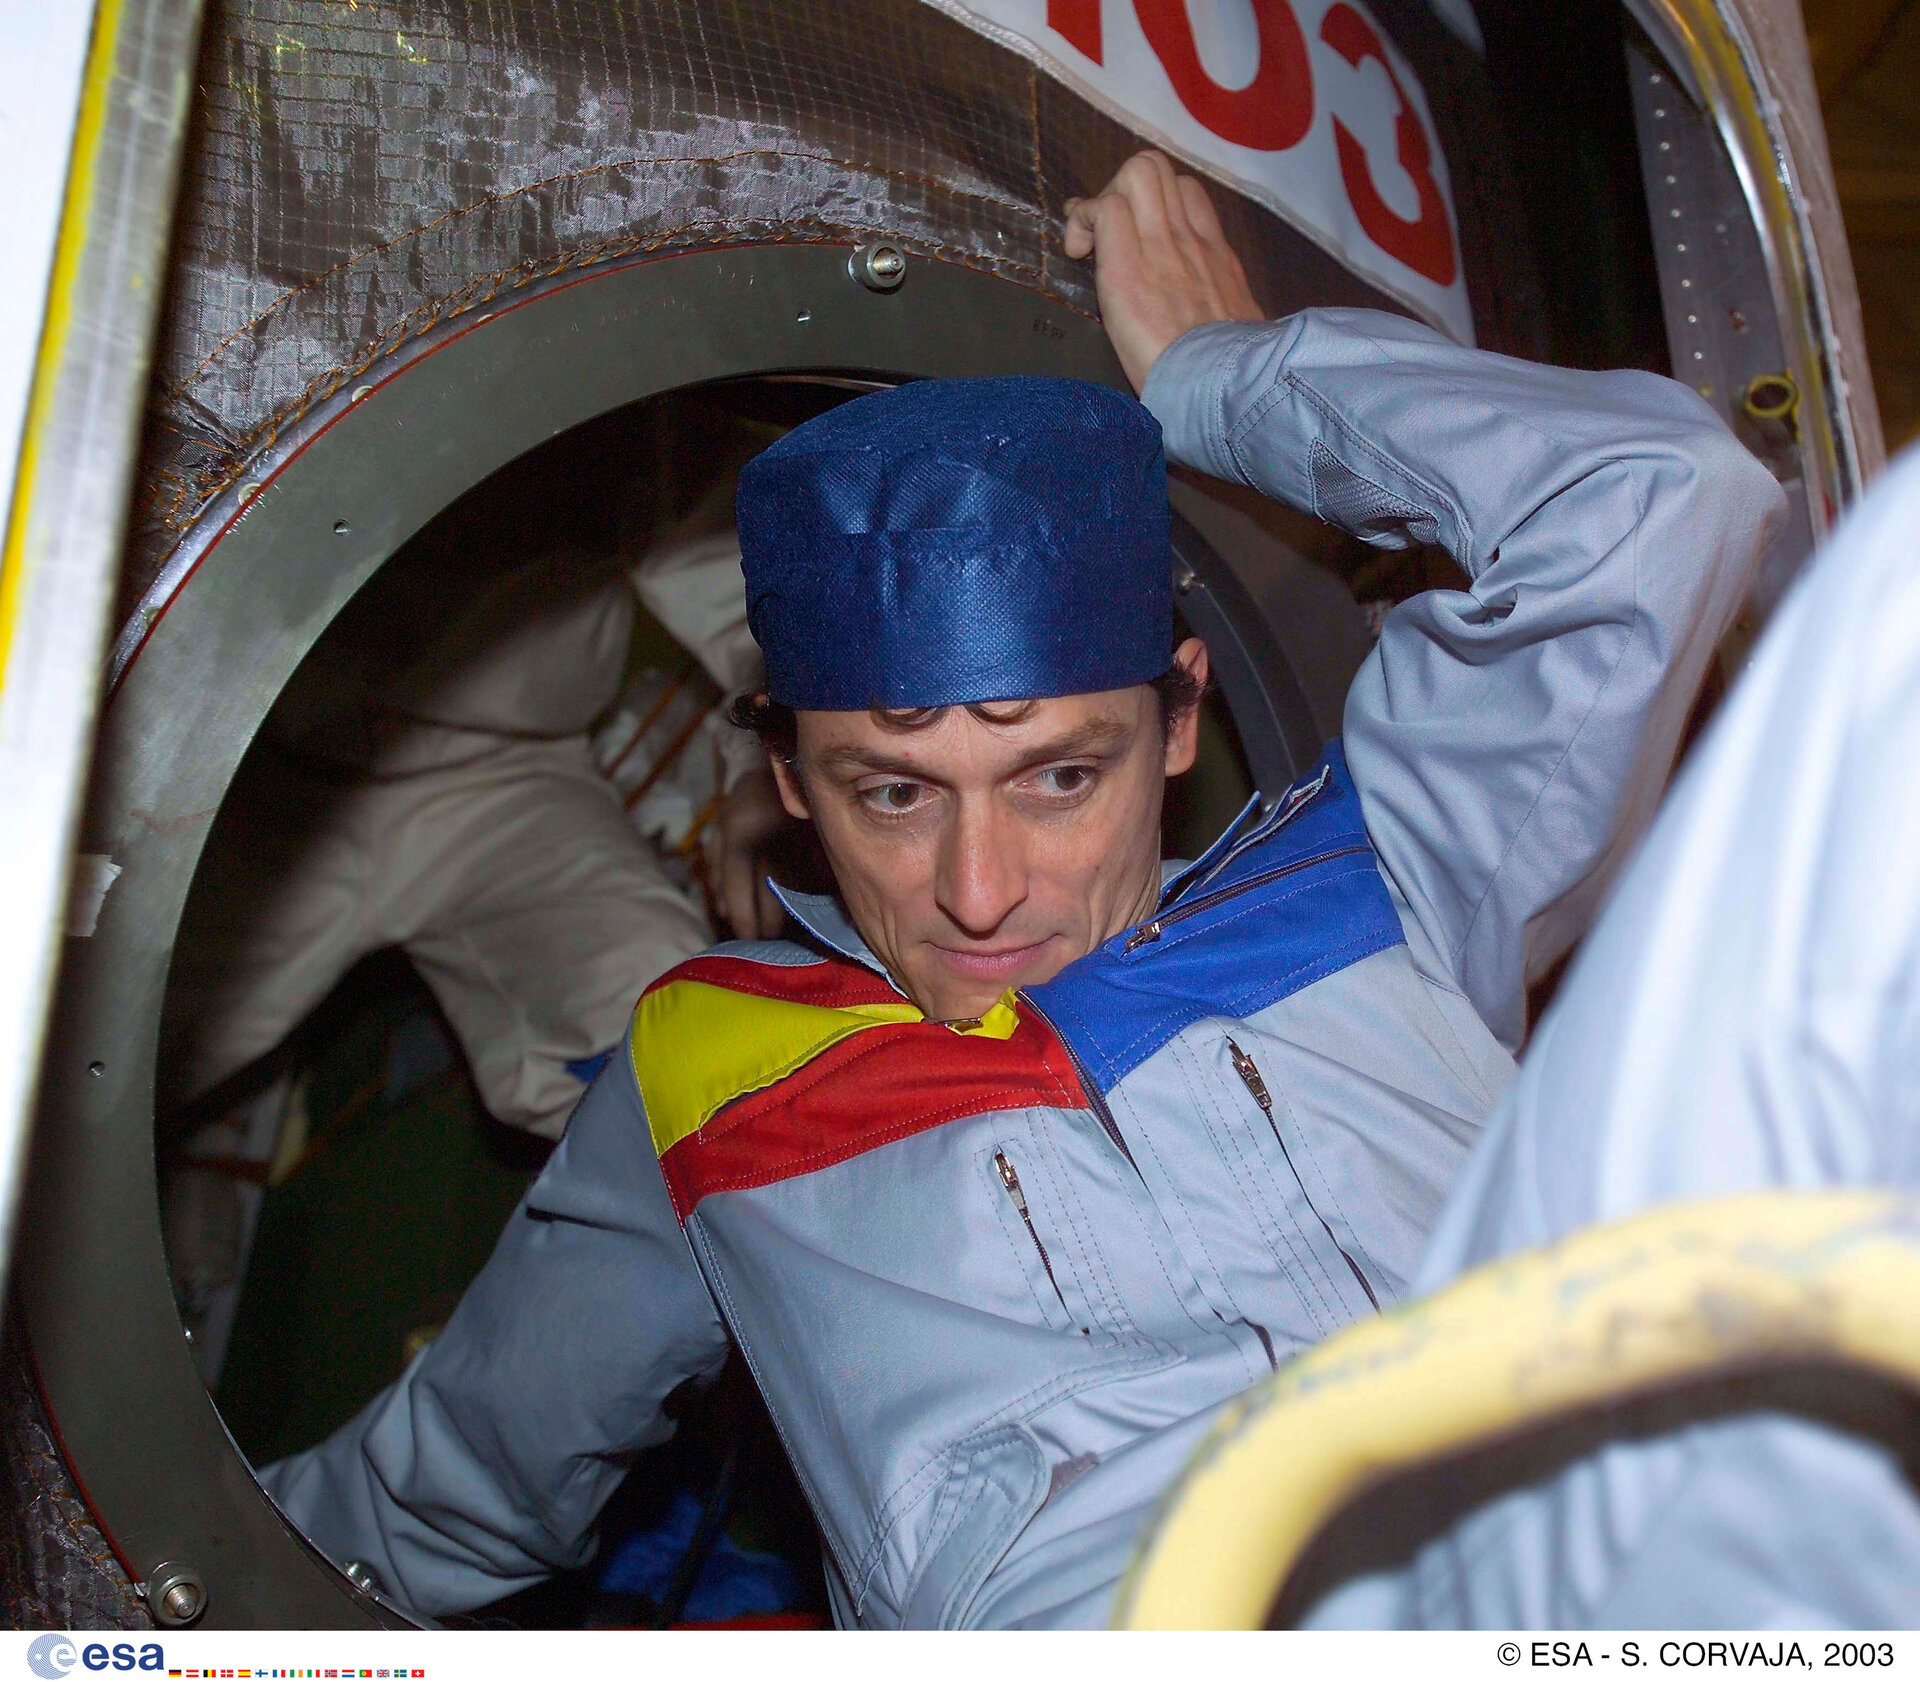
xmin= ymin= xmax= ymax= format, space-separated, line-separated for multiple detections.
xmin=815 ymin=716 xmax=1134 ymax=778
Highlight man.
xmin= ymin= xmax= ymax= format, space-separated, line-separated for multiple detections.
xmin=261 ymin=153 xmax=1783 ymax=1627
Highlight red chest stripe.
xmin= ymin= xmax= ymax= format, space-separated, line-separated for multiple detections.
xmin=644 ymin=951 xmax=906 ymax=1011
xmin=657 ymin=1006 xmax=1089 ymax=1221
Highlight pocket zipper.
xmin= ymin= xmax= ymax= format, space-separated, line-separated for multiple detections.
xmin=1124 ymin=844 xmax=1372 ymax=953
xmin=1223 ymin=1037 xmax=1380 ymax=1312
xmin=994 ymin=1150 xmax=1076 ymax=1325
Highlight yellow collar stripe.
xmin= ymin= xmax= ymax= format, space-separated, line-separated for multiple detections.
xmin=631 ymin=980 xmax=921 ymax=1160
xmin=629 ymin=975 xmax=1025 ymax=1163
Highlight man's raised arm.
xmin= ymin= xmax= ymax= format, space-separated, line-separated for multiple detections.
xmin=1070 ymin=152 xmax=1786 ymax=1048
xmin=258 ymin=1049 xmax=729 ymax=1619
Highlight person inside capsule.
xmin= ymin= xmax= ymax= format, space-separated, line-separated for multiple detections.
xmin=260 ymin=151 xmax=1786 ymax=1627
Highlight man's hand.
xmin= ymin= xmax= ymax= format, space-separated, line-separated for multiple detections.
xmin=1064 ymin=150 xmax=1264 ymax=394
xmin=707 ymin=766 xmax=793 ymax=941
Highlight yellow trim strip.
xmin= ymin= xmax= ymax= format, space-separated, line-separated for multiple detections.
xmin=1116 ymin=1189 xmax=1920 ymax=1628
xmin=631 ymin=980 xmax=921 ymax=1161
xmin=0 ymin=0 xmax=125 ymax=697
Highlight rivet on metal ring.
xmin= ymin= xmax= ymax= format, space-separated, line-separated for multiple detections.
xmin=849 ymin=242 xmax=907 ymax=292
xmin=145 ymin=1561 xmax=207 ymax=1627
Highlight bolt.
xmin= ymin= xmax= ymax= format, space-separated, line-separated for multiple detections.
xmin=343 ymin=1560 xmax=384 ymax=1597
xmin=88 ymin=1061 xmax=105 ymax=1078
xmin=333 ymin=519 xmax=351 ymax=535
xmin=849 ymin=242 xmax=908 ymax=292
xmin=350 ymin=384 xmax=374 ymax=402
xmin=145 ymin=1562 xmax=206 ymax=1627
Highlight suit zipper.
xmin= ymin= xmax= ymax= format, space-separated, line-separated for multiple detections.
xmin=994 ymin=1151 xmax=1074 ymax=1323
xmin=1224 ymin=1036 xmax=1380 ymax=1312
xmin=1124 ymin=845 xmax=1372 ymax=953
xmin=1018 ymin=991 xmax=1140 ymax=1177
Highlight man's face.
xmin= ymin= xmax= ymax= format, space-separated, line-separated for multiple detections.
xmin=769 ymin=639 xmax=1209 ymax=1021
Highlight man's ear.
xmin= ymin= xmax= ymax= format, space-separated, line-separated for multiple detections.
xmin=1163 ymin=637 xmax=1210 ymax=777
xmin=767 ymin=748 xmax=812 ymax=821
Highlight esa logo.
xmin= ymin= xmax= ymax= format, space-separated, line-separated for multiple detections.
xmin=26 ymin=1637 xmax=165 ymax=1679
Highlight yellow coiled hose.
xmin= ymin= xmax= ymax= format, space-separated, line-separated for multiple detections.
xmin=1115 ymin=1190 xmax=1920 ymax=1628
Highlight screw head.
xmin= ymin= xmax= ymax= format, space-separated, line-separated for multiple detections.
xmin=146 ymin=1561 xmax=206 ymax=1627
xmin=849 ymin=242 xmax=908 ymax=292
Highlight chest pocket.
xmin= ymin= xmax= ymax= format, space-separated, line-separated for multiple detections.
xmin=975 ymin=1111 xmax=1171 ymax=1346
xmin=898 ymin=1424 xmax=1049 ymax=1629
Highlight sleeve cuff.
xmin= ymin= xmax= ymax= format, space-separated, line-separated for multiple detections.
xmin=1139 ymin=319 xmax=1277 ymax=482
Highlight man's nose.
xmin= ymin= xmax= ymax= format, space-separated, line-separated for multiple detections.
xmin=934 ymin=796 xmax=1028 ymax=938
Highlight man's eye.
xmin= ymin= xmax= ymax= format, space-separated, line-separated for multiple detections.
xmin=861 ymin=782 xmax=928 ymax=814
xmin=1032 ymin=766 xmax=1094 ymax=797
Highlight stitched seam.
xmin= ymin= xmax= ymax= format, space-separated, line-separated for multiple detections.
xmin=1089 ymin=865 xmax=1400 ymax=1076
xmin=648 ymin=968 xmax=894 ymax=1011
xmin=685 ymin=1083 xmax=1075 ymax=1203
xmin=1178 ymin=1033 xmax=1342 ymax=1334
xmin=898 ymin=1452 xmax=975 ymax=1618
xmin=981 ymin=1142 xmax=1073 ymax=1330
xmin=1190 ymin=1031 xmax=1344 ymax=1330
xmin=167 ymin=149 xmax=1042 ymax=401
xmin=943 ymin=1430 xmax=1038 ymax=1629
xmin=1265 ymin=1073 xmax=1376 ymax=1316
xmin=1121 ymin=1069 xmax=1235 ymax=1312
xmin=1309 ymin=439 xmax=1428 ymax=528
xmin=1451 ymin=467 xmax=1647 ymax=977
xmin=854 ymin=1457 xmax=950 ymax=1610
xmin=679 ymin=1019 xmax=1081 ymax=1186
xmin=1221 ymin=374 xmax=1295 ymax=485
xmin=1285 ymin=372 xmax=1470 ymax=553
xmin=1100 ymin=923 xmax=1403 ymax=1094
xmin=1136 ymin=857 xmax=1381 ymax=962
xmin=1205 ymin=326 xmax=1255 ymax=480
xmin=1025 ymin=1111 xmax=1132 ymax=1339
xmin=1099 ymin=1087 xmax=1224 ymax=1339
xmin=690 ymin=1222 xmax=859 ymax=1594
xmin=851 ymin=1343 xmax=1175 ymax=1593
xmin=726 ymin=1022 xmax=1075 ymax=1121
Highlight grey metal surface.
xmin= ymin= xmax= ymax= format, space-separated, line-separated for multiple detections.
xmin=1625 ymin=28 xmax=1820 ymax=669
xmin=0 ymin=0 xmax=206 ymax=1317
xmin=23 ymin=243 xmax=1334 ymax=1627
xmin=135 ymin=0 xmax=1528 ymax=616
xmin=1168 ymin=509 xmax=1320 ymax=797
xmin=1628 ymin=0 xmax=1875 ymax=525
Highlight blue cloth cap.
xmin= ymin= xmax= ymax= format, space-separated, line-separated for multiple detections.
xmin=737 ymin=376 xmax=1172 ymax=710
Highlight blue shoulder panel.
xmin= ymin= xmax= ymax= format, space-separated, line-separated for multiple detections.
xmin=1026 ymin=741 xmax=1405 ymax=1095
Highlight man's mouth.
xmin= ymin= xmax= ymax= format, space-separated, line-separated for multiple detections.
xmin=928 ymin=936 xmax=1062 ymax=983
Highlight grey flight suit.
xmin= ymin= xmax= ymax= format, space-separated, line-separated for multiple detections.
xmin=260 ymin=308 xmax=1784 ymax=1626
xmin=1305 ymin=443 xmax=1920 ymax=1630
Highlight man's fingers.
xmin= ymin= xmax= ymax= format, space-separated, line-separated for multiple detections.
xmin=1177 ymin=173 xmax=1227 ymax=247
xmin=1062 ymin=196 xmax=1098 ymax=260
xmin=1110 ymin=149 xmax=1177 ymax=240
xmin=1152 ymin=154 xmax=1201 ymax=243
xmin=1065 ymin=189 xmax=1142 ymax=271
